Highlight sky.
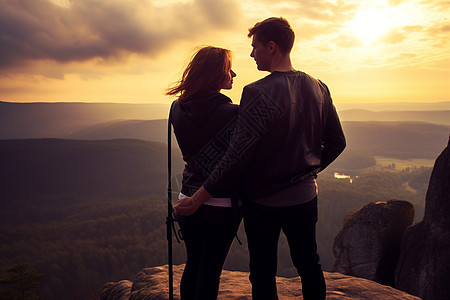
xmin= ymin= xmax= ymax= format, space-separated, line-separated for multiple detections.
xmin=1 ymin=0 xmax=449 ymax=105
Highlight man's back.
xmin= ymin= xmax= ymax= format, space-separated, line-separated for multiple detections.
xmin=232 ymin=70 xmax=345 ymax=200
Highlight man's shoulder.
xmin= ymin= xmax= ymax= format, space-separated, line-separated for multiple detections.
xmin=244 ymin=70 xmax=319 ymax=89
xmin=244 ymin=74 xmax=272 ymax=90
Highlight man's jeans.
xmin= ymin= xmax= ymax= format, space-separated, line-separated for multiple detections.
xmin=244 ymin=197 xmax=326 ymax=300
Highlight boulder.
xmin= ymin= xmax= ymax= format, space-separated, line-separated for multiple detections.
xmin=395 ymin=141 xmax=450 ymax=300
xmin=332 ymin=199 xmax=414 ymax=286
xmin=101 ymin=264 xmax=421 ymax=299
xmin=101 ymin=280 xmax=132 ymax=300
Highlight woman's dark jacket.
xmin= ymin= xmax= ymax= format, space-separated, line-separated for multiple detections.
xmin=170 ymin=93 xmax=238 ymax=198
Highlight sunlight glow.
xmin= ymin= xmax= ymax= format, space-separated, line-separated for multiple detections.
xmin=48 ymin=0 xmax=71 ymax=8
xmin=346 ymin=1 xmax=414 ymax=44
xmin=348 ymin=5 xmax=393 ymax=43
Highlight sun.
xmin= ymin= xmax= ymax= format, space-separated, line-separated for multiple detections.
xmin=348 ymin=4 xmax=394 ymax=43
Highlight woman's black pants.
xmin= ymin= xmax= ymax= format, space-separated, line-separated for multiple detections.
xmin=177 ymin=204 xmax=241 ymax=300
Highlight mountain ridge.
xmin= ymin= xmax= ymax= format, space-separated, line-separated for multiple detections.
xmin=1 ymin=101 xmax=450 ymax=140
xmin=339 ymin=109 xmax=450 ymax=125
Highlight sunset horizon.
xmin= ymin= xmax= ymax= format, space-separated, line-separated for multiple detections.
xmin=1 ymin=0 xmax=449 ymax=105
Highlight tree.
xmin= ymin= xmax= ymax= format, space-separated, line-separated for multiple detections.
xmin=0 ymin=263 xmax=44 ymax=300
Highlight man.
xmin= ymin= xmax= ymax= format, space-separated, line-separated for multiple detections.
xmin=175 ymin=17 xmax=346 ymax=299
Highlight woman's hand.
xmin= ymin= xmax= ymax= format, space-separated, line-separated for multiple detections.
xmin=174 ymin=186 xmax=212 ymax=216
xmin=174 ymin=196 xmax=199 ymax=216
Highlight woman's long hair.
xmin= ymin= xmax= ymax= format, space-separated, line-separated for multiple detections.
xmin=166 ymin=46 xmax=232 ymax=100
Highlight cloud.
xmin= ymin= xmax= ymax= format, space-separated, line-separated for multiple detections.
xmin=379 ymin=29 xmax=406 ymax=44
xmin=243 ymin=0 xmax=358 ymax=33
xmin=0 ymin=0 xmax=243 ymax=73
xmin=257 ymin=0 xmax=358 ymax=42
xmin=333 ymin=34 xmax=362 ymax=48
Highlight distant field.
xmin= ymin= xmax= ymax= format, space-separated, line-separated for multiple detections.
xmin=375 ymin=156 xmax=435 ymax=170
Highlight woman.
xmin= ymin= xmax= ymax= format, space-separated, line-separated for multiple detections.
xmin=166 ymin=46 xmax=241 ymax=299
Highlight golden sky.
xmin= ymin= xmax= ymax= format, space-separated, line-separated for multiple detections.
xmin=1 ymin=0 xmax=449 ymax=105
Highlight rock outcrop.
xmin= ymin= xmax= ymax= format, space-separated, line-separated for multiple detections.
xmin=395 ymin=140 xmax=450 ymax=300
xmin=332 ymin=200 xmax=415 ymax=286
xmin=101 ymin=264 xmax=421 ymax=300
xmin=102 ymin=280 xmax=132 ymax=300
xmin=332 ymin=139 xmax=450 ymax=300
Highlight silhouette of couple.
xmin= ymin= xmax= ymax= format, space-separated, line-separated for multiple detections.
xmin=167 ymin=17 xmax=346 ymax=300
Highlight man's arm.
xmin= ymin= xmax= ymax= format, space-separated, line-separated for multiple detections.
xmin=320 ymin=99 xmax=346 ymax=171
xmin=175 ymin=86 xmax=265 ymax=216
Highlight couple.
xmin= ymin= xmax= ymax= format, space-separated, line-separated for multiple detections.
xmin=167 ymin=17 xmax=346 ymax=300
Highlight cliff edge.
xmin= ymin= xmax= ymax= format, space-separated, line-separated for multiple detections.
xmin=101 ymin=264 xmax=420 ymax=300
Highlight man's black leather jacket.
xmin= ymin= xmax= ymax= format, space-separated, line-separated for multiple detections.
xmin=204 ymin=71 xmax=346 ymax=200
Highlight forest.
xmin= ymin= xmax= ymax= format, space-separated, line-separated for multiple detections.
xmin=0 ymin=138 xmax=436 ymax=299
xmin=1 ymin=101 xmax=448 ymax=299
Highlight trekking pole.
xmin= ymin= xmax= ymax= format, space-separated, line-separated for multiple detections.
xmin=167 ymin=102 xmax=175 ymax=300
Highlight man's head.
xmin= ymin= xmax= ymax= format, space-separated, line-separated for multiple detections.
xmin=248 ymin=17 xmax=295 ymax=71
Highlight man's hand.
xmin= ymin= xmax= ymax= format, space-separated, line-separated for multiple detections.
xmin=174 ymin=186 xmax=212 ymax=216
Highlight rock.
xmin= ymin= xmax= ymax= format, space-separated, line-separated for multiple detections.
xmin=101 ymin=264 xmax=421 ymax=299
xmin=101 ymin=280 xmax=132 ymax=300
xmin=332 ymin=199 xmax=414 ymax=286
xmin=395 ymin=142 xmax=450 ymax=300
xmin=422 ymin=138 xmax=450 ymax=228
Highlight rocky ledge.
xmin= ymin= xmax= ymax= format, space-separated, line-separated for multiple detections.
xmin=101 ymin=264 xmax=421 ymax=300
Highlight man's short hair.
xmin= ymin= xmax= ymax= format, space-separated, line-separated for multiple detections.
xmin=248 ymin=17 xmax=295 ymax=55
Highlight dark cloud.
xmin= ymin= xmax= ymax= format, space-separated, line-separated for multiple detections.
xmin=0 ymin=0 xmax=243 ymax=72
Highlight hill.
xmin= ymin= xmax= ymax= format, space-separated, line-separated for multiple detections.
xmin=335 ymin=101 xmax=450 ymax=112
xmin=0 ymin=139 xmax=185 ymax=299
xmin=57 ymin=119 xmax=450 ymax=160
xmin=339 ymin=109 xmax=450 ymax=125
xmin=1 ymin=101 xmax=450 ymax=141
xmin=341 ymin=121 xmax=449 ymax=159
xmin=0 ymin=101 xmax=170 ymax=139
xmin=0 ymin=138 xmax=433 ymax=299
xmin=68 ymin=119 xmax=168 ymax=143
xmin=0 ymin=139 xmax=183 ymax=201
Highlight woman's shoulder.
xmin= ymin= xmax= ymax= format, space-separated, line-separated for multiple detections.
xmin=216 ymin=93 xmax=239 ymax=111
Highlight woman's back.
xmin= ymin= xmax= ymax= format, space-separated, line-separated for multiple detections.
xmin=170 ymin=92 xmax=238 ymax=197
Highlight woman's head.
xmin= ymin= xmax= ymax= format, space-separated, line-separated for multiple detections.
xmin=166 ymin=46 xmax=235 ymax=100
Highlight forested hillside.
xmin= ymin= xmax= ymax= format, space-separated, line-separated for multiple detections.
xmin=0 ymin=139 xmax=185 ymax=299
xmin=0 ymin=139 xmax=434 ymax=299
xmin=342 ymin=121 xmax=449 ymax=158
xmin=338 ymin=109 xmax=450 ymax=125
xmin=0 ymin=139 xmax=183 ymax=200
xmin=64 ymin=120 xmax=450 ymax=160
xmin=5 ymin=117 xmax=447 ymax=162
xmin=1 ymin=101 xmax=450 ymax=140
xmin=2 ymin=102 xmax=447 ymax=298
xmin=68 ymin=119 xmax=168 ymax=142
xmin=0 ymin=101 xmax=170 ymax=139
